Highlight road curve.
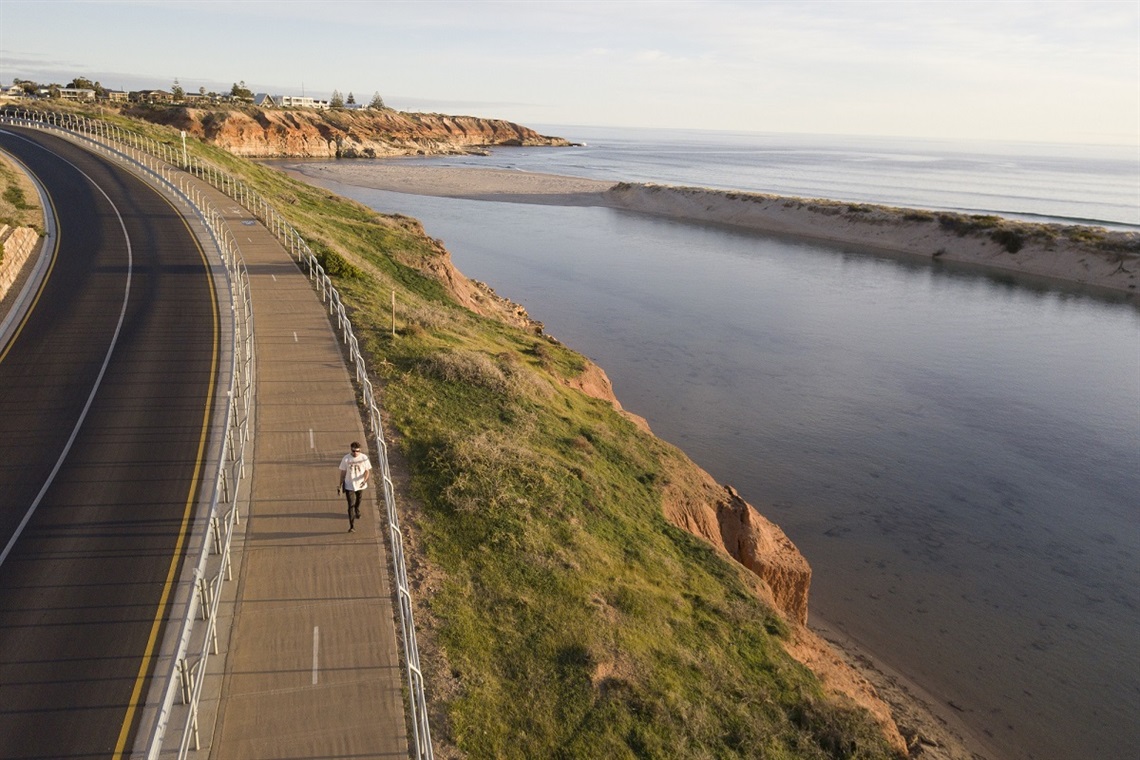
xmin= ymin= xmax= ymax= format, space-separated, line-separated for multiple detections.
xmin=0 ymin=128 xmax=220 ymax=758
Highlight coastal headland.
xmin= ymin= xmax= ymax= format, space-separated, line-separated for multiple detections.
xmin=282 ymin=161 xmax=1140 ymax=296
xmin=124 ymin=104 xmax=571 ymax=157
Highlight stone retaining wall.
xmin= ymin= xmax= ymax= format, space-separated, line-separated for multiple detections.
xmin=0 ymin=224 xmax=41 ymax=301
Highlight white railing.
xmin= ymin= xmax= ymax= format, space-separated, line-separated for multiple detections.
xmin=0 ymin=108 xmax=432 ymax=760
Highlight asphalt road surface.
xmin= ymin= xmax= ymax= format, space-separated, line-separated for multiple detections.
xmin=0 ymin=127 xmax=220 ymax=758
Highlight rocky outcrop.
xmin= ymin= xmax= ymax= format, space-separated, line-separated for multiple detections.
xmin=652 ymin=448 xmax=907 ymax=753
xmin=123 ymin=105 xmax=570 ymax=158
xmin=656 ymin=450 xmax=811 ymax=625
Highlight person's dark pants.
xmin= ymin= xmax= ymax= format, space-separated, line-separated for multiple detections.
xmin=345 ymin=489 xmax=362 ymax=526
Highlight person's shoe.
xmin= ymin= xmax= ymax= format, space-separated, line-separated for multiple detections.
xmin=348 ymin=526 xmax=355 ymax=532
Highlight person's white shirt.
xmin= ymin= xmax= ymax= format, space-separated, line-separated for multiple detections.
xmin=340 ymin=451 xmax=372 ymax=491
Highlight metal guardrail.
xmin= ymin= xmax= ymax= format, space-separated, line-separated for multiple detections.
xmin=0 ymin=108 xmax=433 ymax=759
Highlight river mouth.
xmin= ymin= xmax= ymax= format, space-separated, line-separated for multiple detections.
xmin=271 ymin=159 xmax=1140 ymax=760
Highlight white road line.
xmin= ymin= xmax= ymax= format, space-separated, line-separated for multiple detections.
xmin=0 ymin=152 xmax=134 ymax=569
xmin=312 ymin=626 xmax=320 ymax=685
xmin=310 ymin=429 xmax=315 ymax=449
xmin=271 ymin=274 xmax=277 ymax=282
xmin=293 ymin=331 xmax=298 ymax=343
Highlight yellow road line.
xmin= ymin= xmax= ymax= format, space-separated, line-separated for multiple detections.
xmin=113 ymin=205 xmax=221 ymax=758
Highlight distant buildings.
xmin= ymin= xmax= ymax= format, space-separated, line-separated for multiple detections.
xmin=131 ymin=89 xmax=173 ymax=103
xmin=0 ymin=83 xmax=371 ymax=111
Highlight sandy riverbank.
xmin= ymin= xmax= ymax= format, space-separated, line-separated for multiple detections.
xmin=282 ymin=162 xmax=1139 ymax=298
xmin=287 ymin=161 xmax=616 ymax=206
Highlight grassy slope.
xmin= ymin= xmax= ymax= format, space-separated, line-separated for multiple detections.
xmin=111 ymin=111 xmax=899 ymax=759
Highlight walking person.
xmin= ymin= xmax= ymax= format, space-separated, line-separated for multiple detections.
xmin=338 ymin=441 xmax=372 ymax=532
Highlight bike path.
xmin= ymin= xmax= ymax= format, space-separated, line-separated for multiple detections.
xmin=193 ymin=187 xmax=408 ymax=759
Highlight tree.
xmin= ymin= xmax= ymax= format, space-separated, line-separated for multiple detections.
xmin=330 ymin=89 xmax=344 ymax=108
xmin=172 ymin=78 xmax=185 ymax=101
xmin=231 ymin=80 xmax=254 ymax=100
xmin=369 ymin=91 xmax=385 ymax=109
xmin=346 ymin=92 xmax=355 ymax=105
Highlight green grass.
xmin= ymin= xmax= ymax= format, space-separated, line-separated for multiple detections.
xmin=0 ymin=153 xmax=42 ymax=234
xmin=60 ymin=105 xmax=901 ymax=759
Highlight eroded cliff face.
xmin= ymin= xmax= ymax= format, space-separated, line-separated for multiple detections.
xmin=124 ymin=105 xmax=570 ymax=158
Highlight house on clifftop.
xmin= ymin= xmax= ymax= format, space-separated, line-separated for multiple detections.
xmin=275 ymin=95 xmax=330 ymax=110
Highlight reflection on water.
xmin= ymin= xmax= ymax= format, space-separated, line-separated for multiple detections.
xmin=295 ymin=174 xmax=1140 ymax=760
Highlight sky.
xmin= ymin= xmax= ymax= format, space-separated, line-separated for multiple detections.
xmin=1 ymin=0 xmax=1137 ymax=145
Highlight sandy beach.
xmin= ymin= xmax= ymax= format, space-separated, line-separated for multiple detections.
xmin=283 ymin=162 xmax=1139 ymax=298
xmin=289 ymin=162 xmax=617 ymax=206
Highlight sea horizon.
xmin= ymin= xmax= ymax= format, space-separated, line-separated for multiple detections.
xmin=392 ymin=124 xmax=1140 ymax=230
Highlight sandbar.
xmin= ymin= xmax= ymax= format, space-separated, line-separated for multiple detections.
xmin=281 ymin=162 xmax=616 ymax=206
xmin=278 ymin=162 xmax=1139 ymax=297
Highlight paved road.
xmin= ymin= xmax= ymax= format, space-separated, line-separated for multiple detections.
xmin=0 ymin=128 xmax=220 ymax=758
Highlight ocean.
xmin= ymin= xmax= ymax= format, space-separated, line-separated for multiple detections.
xmin=392 ymin=125 xmax=1140 ymax=229
xmin=273 ymin=126 xmax=1140 ymax=760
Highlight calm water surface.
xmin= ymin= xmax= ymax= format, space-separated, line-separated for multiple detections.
xmin=286 ymin=168 xmax=1140 ymax=760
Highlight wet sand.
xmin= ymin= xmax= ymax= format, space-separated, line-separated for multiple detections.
xmin=288 ymin=161 xmax=616 ymax=206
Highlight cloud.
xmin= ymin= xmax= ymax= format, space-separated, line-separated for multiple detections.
xmin=0 ymin=0 xmax=1134 ymax=142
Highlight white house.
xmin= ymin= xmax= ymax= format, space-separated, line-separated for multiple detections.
xmin=276 ymin=95 xmax=329 ymax=110
xmin=59 ymin=88 xmax=96 ymax=101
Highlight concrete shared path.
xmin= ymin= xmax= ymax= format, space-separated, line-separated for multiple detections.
xmin=193 ymin=185 xmax=408 ymax=758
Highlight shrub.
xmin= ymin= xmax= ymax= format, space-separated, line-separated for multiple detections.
xmin=991 ymin=228 xmax=1025 ymax=253
xmin=420 ymin=349 xmax=509 ymax=394
xmin=938 ymin=213 xmax=1001 ymax=236
xmin=403 ymin=303 xmax=451 ymax=330
xmin=308 ymin=239 xmax=362 ymax=279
